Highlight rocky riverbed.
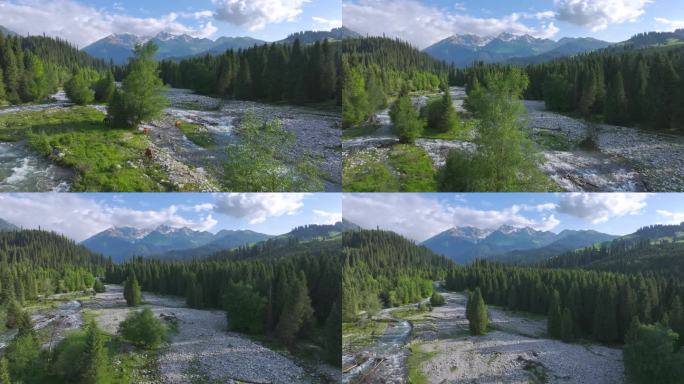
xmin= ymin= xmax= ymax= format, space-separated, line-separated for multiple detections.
xmin=0 ymin=88 xmax=341 ymax=192
xmin=413 ymin=291 xmax=625 ymax=384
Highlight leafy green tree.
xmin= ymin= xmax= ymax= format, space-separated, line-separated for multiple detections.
xmin=0 ymin=357 xmax=9 ymax=384
xmin=93 ymin=71 xmax=115 ymax=102
xmin=81 ymin=320 xmax=111 ymax=384
xmin=430 ymin=292 xmax=446 ymax=307
xmin=624 ymin=323 xmax=684 ymax=384
xmin=469 ymin=288 xmax=488 ymax=335
xmin=560 ymin=307 xmax=574 ymax=342
xmin=5 ymin=332 xmax=40 ymax=383
xmin=439 ymin=68 xmax=547 ymax=191
xmin=118 ymin=308 xmax=167 ymax=349
xmin=123 ymin=273 xmax=142 ymax=306
xmin=342 ymin=62 xmax=369 ymax=127
xmin=390 ymin=92 xmax=424 ymax=144
xmin=109 ymin=43 xmax=168 ymax=128
xmin=548 ymin=290 xmax=562 ymax=339
xmin=64 ymin=69 xmax=95 ymax=105
xmin=224 ymin=281 xmax=266 ymax=334
xmin=51 ymin=330 xmax=88 ymax=383
xmin=93 ymin=279 xmax=106 ymax=293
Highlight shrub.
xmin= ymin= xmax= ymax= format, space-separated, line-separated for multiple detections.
xmin=118 ymin=308 xmax=167 ymax=349
xmin=430 ymin=292 xmax=446 ymax=307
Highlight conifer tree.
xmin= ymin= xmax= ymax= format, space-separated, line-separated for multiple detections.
xmin=276 ymin=272 xmax=314 ymax=344
xmin=81 ymin=320 xmax=111 ymax=384
xmin=342 ymin=61 xmax=369 ymax=127
xmin=123 ymin=273 xmax=142 ymax=307
xmin=390 ymin=91 xmax=424 ymax=144
xmin=560 ymin=307 xmax=574 ymax=342
xmin=604 ymin=71 xmax=628 ymax=125
xmin=469 ymin=287 xmax=488 ymax=335
xmin=0 ymin=357 xmax=10 ymax=384
xmin=233 ymin=56 xmax=253 ymax=100
xmin=548 ymin=290 xmax=562 ymax=338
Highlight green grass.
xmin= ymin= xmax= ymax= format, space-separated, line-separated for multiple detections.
xmin=406 ymin=342 xmax=436 ymax=384
xmin=178 ymin=122 xmax=215 ymax=148
xmin=388 ymin=144 xmax=437 ymax=191
xmin=0 ymin=107 xmax=171 ymax=191
xmin=533 ymin=129 xmax=576 ymax=151
xmin=342 ymin=123 xmax=380 ymax=138
xmin=343 ymin=150 xmax=400 ymax=192
xmin=342 ymin=320 xmax=388 ymax=352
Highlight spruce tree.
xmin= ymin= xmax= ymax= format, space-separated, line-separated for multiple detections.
xmin=276 ymin=272 xmax=314 ymax=344
xmin=604 ymin=71 xmax=628 ymax=125
xmin=0 ymin=357 xmax=10 ymax=384
xmin=341 ymin=61 xmax=369 ymax=127
xmin=560 ymin=307 xmax=574 ymax=342
xmin=469 ymin=288 xmax=488 ymax=335
xmin=233 ymin=57 xmax=253 ymax=100
xmin=548 ymin=290 xmax=562 ymax=338
xmin=123 ymin=273 xmax=142 ymax=307
xmin=81 ymin=320 xmax=111 ymax=384
xmin=389 ymin=91 xmax=424 ymax=144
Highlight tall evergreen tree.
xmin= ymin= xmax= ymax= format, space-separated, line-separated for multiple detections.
xmin=81 ymin=320 xmax=111 ymax=384
xmin=548 ymin=290 xmax=562 ymax=338
xmin=560 ymin=307 xmax=574 ymax=342
xmin=123 ymin=273 xmax=142 ymax=307
xmin=604 ymin=71 xmax=628 ymax=125
xmin=469 ymin=287 xmax=488 ymax=336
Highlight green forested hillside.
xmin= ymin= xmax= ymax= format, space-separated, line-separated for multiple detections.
xmin=523 ymin=44 xmax=684 ymax=130
xmin=0 ymin=32 xmax=108 ymax=105
xmin=106 ymin=238 xmax=342 ymax=365
xmin=159 ymin=39 xmax=340 ymax=105
xmin=446 ymin=260 xmax=684 ymax=346
xmin=342 ymin=229 xmax=453 ymax=320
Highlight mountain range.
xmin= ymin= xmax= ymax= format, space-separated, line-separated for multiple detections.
xmin=422 ymin=224 xmax=617 ymax=264
xmin=0 ymin=218 xmax=18 ymax=230
xmin=0 ymin=25 xmax=16 ymax=37
xmin=80 ymin=222 xmax=346 ymax=262
xmin=83 ymin=27 xmax=358 ymax=65
xmin=424 ymin=32 xmax=612 ymax=67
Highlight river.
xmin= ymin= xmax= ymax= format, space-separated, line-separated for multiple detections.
xmin=0 ymin=89 xmax=341 ymax=192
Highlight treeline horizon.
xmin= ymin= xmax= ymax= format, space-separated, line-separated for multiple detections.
xmin=105 ymin=238 xmax=341 ymax=366
xmin=158 ymin=38 xmax=340 ymax=105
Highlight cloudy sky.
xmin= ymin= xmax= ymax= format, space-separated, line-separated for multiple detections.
xmin=343 ymin=193 xmax=684 ymax=242
xmin=0 ymin=0 xmax=342 ymax=47
xmin=344 ymin=0 xmax=684 ymax=48
xmin=0 ymin=193 xmax=341 ymax=242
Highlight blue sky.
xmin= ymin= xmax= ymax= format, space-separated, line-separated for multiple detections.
xmin=344 ymin=193 xmax=684 ymax=241
xmin=343 ymin=0 xmax=684 ymax=48
xmin=0 ymin=193 xmax=341 ymax=241
xmin=0 ymin=0 xmax=341 ymax=47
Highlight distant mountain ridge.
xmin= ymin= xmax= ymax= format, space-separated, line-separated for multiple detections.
xmin=422 ymin=225 xmax=616 ymax=264
xmin=81 ymin=225 xmax=272 ymax=262
xmin=0 ymin=218 xmax=19 ymax=230
xmin=424 ymin=32 xmax=612 ymax=67
xmin=83 ymin=27 xmax=352 ymax=64
xmin=82 ymin=222 xmax=345 ymax=262
xmin=0 ymin=25 xmax=17 ymax=36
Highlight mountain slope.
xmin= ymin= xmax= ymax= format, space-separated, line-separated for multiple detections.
xmin=81 ymin=225 xmax=271 ymax=262
xmin=0 ymin=25 xmax=17 ymax=36
xmin=82 ymin=27 xmax=350 ymax=64
xmin=493 ymin=229 xmax=618 ymax=264
xmin=422 ymin=225 xmax=559 ymax=264
xmin=0 ymin=218 xmax=19 ymax=230
xmin=424 ymin=33 xmax=611 ymax=67
xmin=278 ymin=27 xmax=360 ymax=45
xmin=422 ymin=225 xmax=616 ymax=264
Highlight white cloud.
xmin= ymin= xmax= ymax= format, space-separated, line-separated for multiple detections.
xmin=313 ymin=210 xmax=343 ymax=225
xmin=654 ymin=17 xmax=684 ymax=30
xmin=343 ymin=194 xmax=560 ymax=241
xmin=555 ymin=0 xmax=650 ymax=31
xmin=343 ymin=0 xmax=559 ymax=48
xmin=212 ymin=0 xmax=309 ymax=31
xmin=312 ymin=16 xmax=342 ymax=30
xmin=213 ymin=193 xmax=305 ymax=224
xmin=0 ymin=0 xmax=218 ymax=47
xmin=0 ymin=194 xmax=218 ymax=241
xmin=656 ymin=210 xmax=684 ymax=224
xmin=556 ymin=193 xmax=647 ymax=224
xmin=180 ymin=10 xmax=214 ymax=20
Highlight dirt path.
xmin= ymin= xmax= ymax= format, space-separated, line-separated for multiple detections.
xmin=414 ymin=291 xmax=624 ymax=384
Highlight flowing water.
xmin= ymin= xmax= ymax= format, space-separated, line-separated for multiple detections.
xmin=0 ymin=141 xmax=72 ymax=192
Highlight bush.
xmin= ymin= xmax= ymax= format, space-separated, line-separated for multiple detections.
xmin=51 ymin=330 xmax=88 ymax=382
xmin=93 ymin=279 xmax=106 ymax=293
xmin=223 ymin=281 xmax=266 ymax=334
xmin=118 ymin=308 xmax=167 ymax=349
xmin=64 ymin=69 xmax=95 ymax=105
xmin=430 ymin=292 xmax=446 ymax=307
xmin=624 ymin=321 xmax=684 ymax=384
